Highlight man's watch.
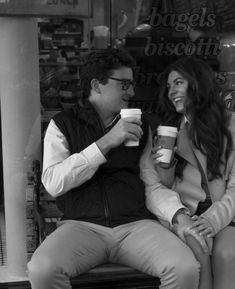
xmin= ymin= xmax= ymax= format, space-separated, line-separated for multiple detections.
xmin=172 ymin=208 xmax=191 ymax=225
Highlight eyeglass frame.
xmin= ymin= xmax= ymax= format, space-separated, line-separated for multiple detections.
xmin=108 ymin=77 xmax=136 ymax=91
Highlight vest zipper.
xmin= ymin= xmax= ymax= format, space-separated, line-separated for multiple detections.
xmin=98 ymin=174 xmax=110 ymax=227
xmin=96 ymin=117 xmax=111 ymax=227
xmin=103 ymin=186 xmax=110 ymax=227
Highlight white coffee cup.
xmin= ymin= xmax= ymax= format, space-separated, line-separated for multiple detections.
xmin=120 ymin=108 xmax=142 ymax=146
xmin=156 ymin=126 xmax=178 ymax=168
xmin=93 ymin=25 xmax=109 ymax=49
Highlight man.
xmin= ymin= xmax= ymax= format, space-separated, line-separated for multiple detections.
xmin=28 ymin=48 xmax=202 ymax=289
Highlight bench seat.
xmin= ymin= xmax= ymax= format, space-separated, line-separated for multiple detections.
xmin=71 ymin=263 xmax=160 ymax=288
xmin=1 ymin=264 xmax=159 ymax=289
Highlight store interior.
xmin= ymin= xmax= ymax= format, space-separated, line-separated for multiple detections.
xmin=0 ymin=0 xmax=235 ymax=286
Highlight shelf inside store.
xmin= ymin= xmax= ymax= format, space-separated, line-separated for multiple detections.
xmin=39 ymin=62 xmax=83 ymax=66
xmin=53 ymin=32 xmax=82 ymax=36
xmin=40 ymin=47 xmax=89 ymax=53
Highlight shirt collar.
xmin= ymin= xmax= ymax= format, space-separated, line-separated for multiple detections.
xmin=184 ymin=115 xmax=191 ymax=124
xmin=180 ymin=115 xmax=190 ymax=129
xmin=105 ymin=114 xmax=120 ymax=132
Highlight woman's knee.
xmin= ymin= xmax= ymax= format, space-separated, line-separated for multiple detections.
xmin=213 ymin=238 xmax=235 ymax=267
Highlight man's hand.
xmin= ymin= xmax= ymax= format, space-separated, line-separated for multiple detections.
xmin=172 ymin=213 xmax=211 ymax=254
xmin=107 ymin=117 xmax=143 ymax=147
xmin=96 ymin=117 xmax=143 ymax=155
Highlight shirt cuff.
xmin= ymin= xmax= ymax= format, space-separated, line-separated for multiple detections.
xmin=167 ymin=205 xmax=187 ymax=225
xmin=172 ymin=208 xmax=191 ymax=225
xmin=82 ymin=142 xmax=107 ymax=168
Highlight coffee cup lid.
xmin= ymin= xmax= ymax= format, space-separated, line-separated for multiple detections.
xmin=120 ymin=108 xmax=142 ymax=115
xmin=157 ymin=126 xmax=178 ymax=133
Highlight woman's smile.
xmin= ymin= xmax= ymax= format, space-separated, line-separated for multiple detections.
xmin=167 ymin=70 xmax=188 ymax=114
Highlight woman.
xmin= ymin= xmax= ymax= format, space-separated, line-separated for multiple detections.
xmin=153 ymin=56 xmax=235 ymax=289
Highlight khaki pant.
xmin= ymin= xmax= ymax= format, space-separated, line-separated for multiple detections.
xmin=28 ymin=219 xmax=199 ymax=289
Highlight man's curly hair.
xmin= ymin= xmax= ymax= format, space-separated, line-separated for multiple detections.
xmin=80 ymin=48 xmax=136 ymax=99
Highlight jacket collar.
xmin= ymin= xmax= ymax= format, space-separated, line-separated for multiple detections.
xmin=176 ymin=118 xmax=196 ymax=166
xmin=71 ymin=99 xmax=101 ymax=125
xmin=176 ymin=118 xmax=208 ymax=183
xmin=71 ymin=99 xmax=120 ymax=131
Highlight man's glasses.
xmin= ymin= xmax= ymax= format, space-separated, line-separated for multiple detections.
xmin=108 ymin=77 xmax=136 ymax=91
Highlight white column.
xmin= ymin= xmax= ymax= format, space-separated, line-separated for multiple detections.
xmin=0 ymin=18 xmax=41 ymax=278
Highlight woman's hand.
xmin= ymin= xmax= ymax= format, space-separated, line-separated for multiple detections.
xmin=173 ymin=213 xmax=212 ymax=254
xmin=152 ymin=134 xmax=163 ymax=165
xmin=152 ymin=145 xmax=164 ymax=165
xmin=152 ymin=134 xmax=178 ymax=165
xmin=152 ymin=144 xmax=178 ymax=166
xmin=184 ymin=225 xmax=213 ymax=255
xmin=190 ymin=215 xmax=215 ymax=238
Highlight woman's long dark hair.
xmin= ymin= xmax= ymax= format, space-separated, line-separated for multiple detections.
xmin=157 ymin=56 xmax=232 ymax=181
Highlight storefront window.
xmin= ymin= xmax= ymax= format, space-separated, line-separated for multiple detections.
xmin=1 ymin=0 xmax=235 ymax=283
xmin=110 ymin=0 xmax=235 ymax=114
xmin=0 ymin=0 xmax=111 ymax=281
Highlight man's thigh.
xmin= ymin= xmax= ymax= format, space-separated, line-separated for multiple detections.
xmin=112 ymin=220 xmax=197 ymax=277
xmin=29 ymin=220 xmax=110 ymax=277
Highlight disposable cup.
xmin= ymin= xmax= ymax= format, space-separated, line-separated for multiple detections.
xmin=155 ymin=126 xmax=178 ymax=168
xmin=120 ymin=108 xmax=142 ymax=146
xmin=93 ymin=25 xmax=109 ymax=49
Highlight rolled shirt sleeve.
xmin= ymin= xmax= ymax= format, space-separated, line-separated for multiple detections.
xmin=42 ymin=120 xmax=106 ymax=197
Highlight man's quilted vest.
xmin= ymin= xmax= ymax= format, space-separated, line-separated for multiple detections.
xmin=53 ymin=100 xmax=157 ymax=227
